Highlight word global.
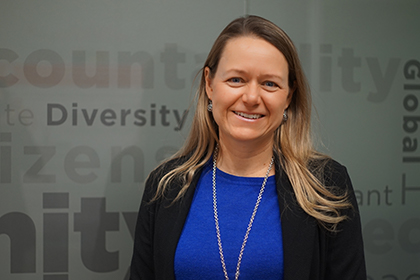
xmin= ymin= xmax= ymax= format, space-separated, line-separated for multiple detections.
xmin=402 ymin=59 xmax=420 ymax=163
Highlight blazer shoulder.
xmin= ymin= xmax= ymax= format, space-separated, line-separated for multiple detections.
xmin=142 ymin=156 xmax=189 ymax=202
xmin=322 ymin=159 xmax=351 ymax=189
xmin=148 ymin=156 xmax=188 ymax=180
xmin=308 ymin=157 xmax=349 ymax=184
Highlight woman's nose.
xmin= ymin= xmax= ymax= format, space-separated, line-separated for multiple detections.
xmin=242 ymin=83 xmax=261 ymax=106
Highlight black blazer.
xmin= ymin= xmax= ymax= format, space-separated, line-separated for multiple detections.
xmin=130 ymin=156 xmax=366 ymax=279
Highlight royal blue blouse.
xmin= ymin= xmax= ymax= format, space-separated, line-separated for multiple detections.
xmin=174 ymin=161 xmax=284 ymax=279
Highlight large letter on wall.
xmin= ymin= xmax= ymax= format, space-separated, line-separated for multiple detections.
xmin=0 ymin=212 xmax=36 ymax=273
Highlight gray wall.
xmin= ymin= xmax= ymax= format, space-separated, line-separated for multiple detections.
xmin=0 ymin=1 xmax=419 ymax=279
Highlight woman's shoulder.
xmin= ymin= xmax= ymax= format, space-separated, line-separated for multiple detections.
xmin=142 ymin=155 xmax=189 ymax=198
xmin=145 ymin=155 xmax=189 ymax=186
xmin=309 ymin=156 xmax=352 ymax=189
xmin=324 ymin=159 xmax=351 ymax=187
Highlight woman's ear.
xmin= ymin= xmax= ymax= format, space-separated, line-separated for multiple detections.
xmin=204 ymin=66 xmax=213 ymax=100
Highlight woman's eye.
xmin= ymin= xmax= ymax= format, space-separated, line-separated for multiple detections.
xmin=264 ymin=81 xmax=277 ymax=87
xmin=229 ymin=77 xmax=242 ymax=83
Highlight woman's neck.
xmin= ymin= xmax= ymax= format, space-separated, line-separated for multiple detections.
xmin=216 ymin=140 xmax=275 ymax=177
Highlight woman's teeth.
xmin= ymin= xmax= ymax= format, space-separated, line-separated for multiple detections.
xmin=234 ymin=111 xmax=262 ymax=119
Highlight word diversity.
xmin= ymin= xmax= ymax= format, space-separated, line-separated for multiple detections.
xmin=2 ymin=103 xmax=189 ymax=131
xmin=47 ymin=103 xmax=189 ymax=130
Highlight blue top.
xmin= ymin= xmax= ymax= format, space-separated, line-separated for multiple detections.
xmin=174 ymin=161 xmax=284 ymax=280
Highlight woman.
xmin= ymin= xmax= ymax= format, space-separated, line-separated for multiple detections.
xmin=130 ymin=15 xmax=366 ymax=280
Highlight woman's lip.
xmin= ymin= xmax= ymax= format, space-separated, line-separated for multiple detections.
xmin=233 ymin=111 xmax=264 ymax=119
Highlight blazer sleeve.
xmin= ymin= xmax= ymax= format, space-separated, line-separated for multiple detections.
xmin=324 ymin=162 xmax=367 ymax=280
xmin=129 ymin=171 xmax=159 ymax=280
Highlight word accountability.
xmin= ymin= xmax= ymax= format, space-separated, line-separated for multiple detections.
xmin=0 ymin=46 xmax=404 ymax=102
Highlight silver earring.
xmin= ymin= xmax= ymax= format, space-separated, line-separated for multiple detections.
xmin=283 ymin=110 xmax=288 ymax=122
xmin=207 ymin=100 xmax=213 ymax=112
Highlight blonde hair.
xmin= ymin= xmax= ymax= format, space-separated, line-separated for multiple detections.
xmin=153 ymin=15 xmax=350 ymax=231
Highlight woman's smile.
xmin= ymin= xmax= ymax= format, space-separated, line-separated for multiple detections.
xmin=233 ymin=111 xmax=264 ymax=120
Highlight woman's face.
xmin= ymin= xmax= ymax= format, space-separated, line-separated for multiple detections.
xmin=205 ymin=36 xmax=293 ymax=147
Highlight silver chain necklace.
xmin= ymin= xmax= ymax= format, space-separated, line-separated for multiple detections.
xmin=212 ymin=148 xmax=274 ymax=280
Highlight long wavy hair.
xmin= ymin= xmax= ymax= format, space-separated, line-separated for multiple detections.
xmin=152 ymin=15 xmax=350 ymax=231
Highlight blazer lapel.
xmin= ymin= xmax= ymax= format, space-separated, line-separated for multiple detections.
xmin=276 ymin=164 xmax=319 ymax=280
